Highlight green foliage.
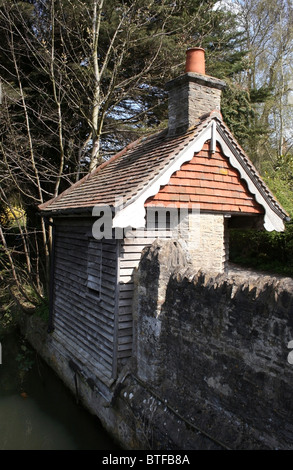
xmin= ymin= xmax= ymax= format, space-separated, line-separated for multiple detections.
xmin=230 ymin=222 xmax=293 ymax=277
xmin=264 ymin=175 xmax=293 ymax=219
xmin=0 ymin=292 xmax=14 ymax=335
xmin=16 ymin=340 xmax=34 ymax=373
xmin=250 ymin=86 xmax=273 ymax=104
xmin=201 ymin=6 xmax=255 ymax=149
xmin=262 ymin=151 xmax=293 ymax=218
xmin=230 ymin=151 xmax=293 ymax=277
xmin=34 ymin=298 xmax=49 ymax=322
xmin=1 ymin=0 xmax=292 ymax=286
xmin=221 ymin=82 xmax=254 ymax=145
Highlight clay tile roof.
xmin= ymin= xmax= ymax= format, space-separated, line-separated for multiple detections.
xmin=38 ymin=112 xmax=288 ymax=222
xmin=38 ymin=115 xmax=211 ymax=215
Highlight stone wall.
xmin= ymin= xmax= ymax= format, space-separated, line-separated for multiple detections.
xmin=19 ymin=238 xmax=293 ymax=450
xmin=166 ymin=73 xmax=225 ymax=135
xmin=187 ymin=212 xmax=227 ymax=273
xmin=133 ymin=239 xmax=293 ymax=449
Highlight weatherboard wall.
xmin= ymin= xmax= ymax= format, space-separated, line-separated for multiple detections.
xmin=51 ymin=217 xmax=118 ymax=384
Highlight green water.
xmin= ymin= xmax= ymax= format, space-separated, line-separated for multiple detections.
xmin=0 ymin=331 xmax=120 ymax=450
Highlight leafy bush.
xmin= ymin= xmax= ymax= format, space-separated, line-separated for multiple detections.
xmin=34 ymin=298 xmax=49 ymax=322
xmin=229 ymin=221 xmax=293 ymax=276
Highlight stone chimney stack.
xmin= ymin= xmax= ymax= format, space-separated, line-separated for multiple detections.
xmin=166 ymin=48 xmax=226 ymax=136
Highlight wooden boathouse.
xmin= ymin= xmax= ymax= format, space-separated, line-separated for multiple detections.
xmin=39 ymin=48 xmax=288 ymax=390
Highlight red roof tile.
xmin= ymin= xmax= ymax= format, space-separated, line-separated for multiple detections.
xmin=145 ymin=142 xmax=264 ymax=215
xmin=39 ymin=113 xmax=288 ymax=224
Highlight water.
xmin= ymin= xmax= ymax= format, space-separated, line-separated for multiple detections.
xmin=0 ymin=330 xmax=120 ymax=450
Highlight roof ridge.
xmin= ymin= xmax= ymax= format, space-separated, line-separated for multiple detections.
xmin=38 ymin=112 xmax=288 ymax=228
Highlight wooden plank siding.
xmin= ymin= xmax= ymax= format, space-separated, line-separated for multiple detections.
xmin=52 ymin=218 xmax=118 ymax=384
xmin=117 ymin=227 xmax=172 ymax=367
xmin=51 ymin=216 xmax=175 ymax=381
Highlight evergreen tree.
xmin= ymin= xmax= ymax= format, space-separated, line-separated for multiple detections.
xmin=0 ymin=0 xmax=228 ymax=300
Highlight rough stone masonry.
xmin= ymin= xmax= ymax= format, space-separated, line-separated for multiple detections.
xmin=132 ymin=239 xmax=293 ymax=449
xmin=19 ymin=238 xmax=293 ymax=450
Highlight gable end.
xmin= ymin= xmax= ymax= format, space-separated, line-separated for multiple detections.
xmin=113 ymin=118 xmax=286 ymax=232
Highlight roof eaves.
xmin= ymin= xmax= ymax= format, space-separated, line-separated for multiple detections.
xmin=216 ymin=120 xmax=289 ymax=220
xmin=40 ymin=206 xmax=96 ymax=217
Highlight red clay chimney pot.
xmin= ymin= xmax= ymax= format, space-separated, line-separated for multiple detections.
xmin=185 ymin=47 xmax=205 ymax=75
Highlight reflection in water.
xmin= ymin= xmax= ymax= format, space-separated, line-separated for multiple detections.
xmin=0 ymin=332 xmax=119 ymax=450
xmin=0 ymin=394 xmax=77 ymax=450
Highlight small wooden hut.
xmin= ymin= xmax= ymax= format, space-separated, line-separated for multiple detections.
xmin=39 ymin=48 xmax=288 ymax=386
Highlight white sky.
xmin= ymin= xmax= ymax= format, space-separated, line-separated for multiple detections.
xmin=213 ymin=0 xmax=242 ymax=13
